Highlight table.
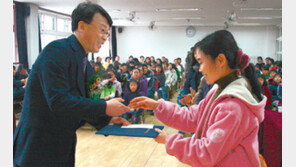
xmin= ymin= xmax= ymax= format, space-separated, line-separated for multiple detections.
xmin=75 ymin=130 xmax=189 ymax=167
xmin=262 ymin=110 xmax=282 ymax=167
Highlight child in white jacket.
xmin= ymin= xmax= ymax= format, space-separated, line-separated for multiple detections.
xmin=159 ymin=62 xmax=177 ymax=100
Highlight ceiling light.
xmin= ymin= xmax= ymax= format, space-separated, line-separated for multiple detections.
xmin=238 ymin=16 xmax=281 ymax=19
xmin=169 ymin=17 xmax=204 ymax=20
xmin=155 ymin=8 xmax=199 ymax=12
xmin=235 ymin=23 xmax=262 ymax=26
xmin=240 ymin=8 xmax=282 ymax=11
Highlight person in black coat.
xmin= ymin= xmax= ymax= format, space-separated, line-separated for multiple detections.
xmin=13 ymin=2 xmax=130 ymax=167
xmin=13 ymin=66 xmax=26 ymax=101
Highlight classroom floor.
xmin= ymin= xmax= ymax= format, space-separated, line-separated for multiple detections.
xmin=15 ymin=90 xmax=190 ymax=166
xmin=75 ymin=90 xmax=191 ymax=167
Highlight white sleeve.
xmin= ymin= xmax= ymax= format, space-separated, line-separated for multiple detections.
xmin=109 ymin=92 xmax=115 ymax=98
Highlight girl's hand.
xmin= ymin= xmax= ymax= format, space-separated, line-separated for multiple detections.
xmin=154 ymin=128 xmax=168 ymax=144
xmin=128 ymin=96 xmax=159 ymax=110
xmin=179 ymin=94 xmax=192 ymax=105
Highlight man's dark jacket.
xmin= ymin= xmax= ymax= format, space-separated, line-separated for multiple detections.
xmin=13 ymin=35 xmax=111 ymax=167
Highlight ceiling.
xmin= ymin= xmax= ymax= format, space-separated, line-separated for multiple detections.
xmin=15 ymin=0 xmax=282 ymax=27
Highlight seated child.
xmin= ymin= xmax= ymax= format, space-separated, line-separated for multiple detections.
xmin=99 ymin=72 xmax=116 ymax=100
xmin=159 ymin=63 xmax=177 ymax=100
xmin=122 ymin=79 xmax=143 ymax=124
xmin=107 ymin=69 xmax=122 ymax=97
xmin=270 ymin=74 xmax=282 ymax=107
xmin=257 ymin=74 xmax=272 ymax=110
xmin=267 ymin=69 xmax=277 ymax=85
xmin=261 ymin=65 xmax=270 ymax=79
xmin=154 ymin=64 xmax=165 ymax=98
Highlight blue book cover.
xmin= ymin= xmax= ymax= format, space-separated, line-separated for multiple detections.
xmin=96 ymin=124 xmax=164 ymax=138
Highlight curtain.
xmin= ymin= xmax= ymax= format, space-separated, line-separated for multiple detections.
xmin=111 ymin=26 xmax=117 ymax=61
xmin=15 ymin=2 xmax=29 ymax=69
xmin=38 ymin=15 xmax=42 ymax=53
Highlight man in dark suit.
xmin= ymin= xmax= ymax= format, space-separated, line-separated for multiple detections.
xmin=13 ymin=2 xmax=131 ymax=167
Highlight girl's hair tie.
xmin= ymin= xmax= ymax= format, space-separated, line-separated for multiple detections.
xmin=236 ymin=50 xmax=249 ymax=70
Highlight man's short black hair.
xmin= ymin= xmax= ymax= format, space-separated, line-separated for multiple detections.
xmin=71 ymin=1 xmax=113 ymax=32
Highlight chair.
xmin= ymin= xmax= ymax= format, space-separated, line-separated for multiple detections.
xmin=259 ymin=154 xmax=267 ymax=167
xmin=13 ymin=100 xmax=23 ymax=119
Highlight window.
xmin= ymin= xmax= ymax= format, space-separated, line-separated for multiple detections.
xmin=39 ymin=11 xmax=72 ymax=49
xmin=39 ymin=10 xmax=110 ymax=61
xmin=13 ymin=3 xmax=19 ymax=64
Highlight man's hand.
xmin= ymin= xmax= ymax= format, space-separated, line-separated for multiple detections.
xmin=154 ymin=128 xmax=168 ymax=144
xmin=104 ymin=96 xmax=110 ymax=100
xmin=106 ymin=98 xmax=130 ymax=117
xmin=129 ymin=96 xmax=159 ymax=110
xmin=109 ymin=117 xmax=130 ymax=126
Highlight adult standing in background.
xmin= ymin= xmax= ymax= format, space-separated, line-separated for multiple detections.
xmin=13 ymin=2 xmax=130 ymax=167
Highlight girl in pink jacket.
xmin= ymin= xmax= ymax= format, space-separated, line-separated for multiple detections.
xmin=130 ymin=30 xmax=266 ymax=167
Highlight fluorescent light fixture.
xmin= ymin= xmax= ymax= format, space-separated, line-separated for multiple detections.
xmin=240 ymin=8 xmax=282 ymax=11
xmin=155 ymin=8 xmax=199 ymax=12
xmin=238 ymin=16 xmax=282 ymax=20
xmin=169 ymin=17 xmax=204 ymax=20
xmin=235 ymin=23 xmax=262 ymax=26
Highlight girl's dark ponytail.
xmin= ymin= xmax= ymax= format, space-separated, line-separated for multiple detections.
xmin=243 ymin=63 xmax=263 ymax=101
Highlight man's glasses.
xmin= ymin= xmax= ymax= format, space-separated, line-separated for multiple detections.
xmin=89 ymin=23 xmax=110 ymax=38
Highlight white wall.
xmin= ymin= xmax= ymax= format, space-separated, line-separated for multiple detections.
xmin=117 ymin=26 xmax=278 ymax=65
xmin=25 ymin=3 xmax=40 ymax=68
